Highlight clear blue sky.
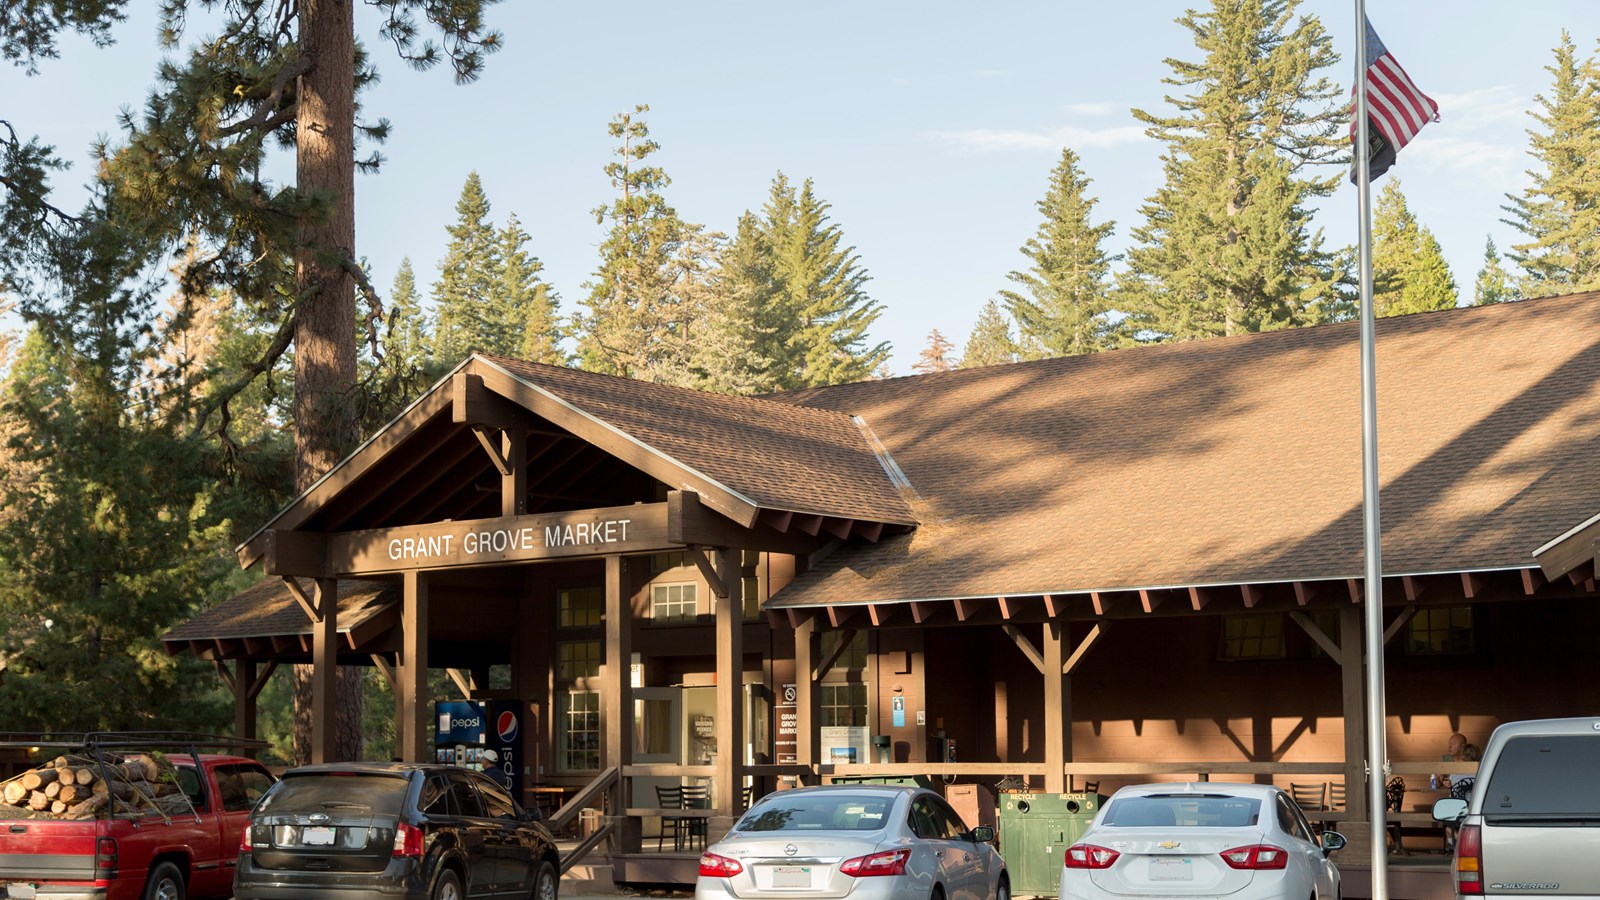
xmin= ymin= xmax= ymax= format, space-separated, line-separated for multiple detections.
xmin=5 ymin=1 xmax=1597 ymax=373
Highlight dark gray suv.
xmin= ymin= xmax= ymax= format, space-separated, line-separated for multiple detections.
xmin=234 ymin=762 xmax=560 ymax=900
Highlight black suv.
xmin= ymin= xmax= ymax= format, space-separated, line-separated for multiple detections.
xmin=234 ymin=762 xmax=560 ymax=900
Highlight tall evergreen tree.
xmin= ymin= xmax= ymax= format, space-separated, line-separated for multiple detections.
xmin=432 ymin=172 xmax=501 ymax=362
xmin=1118 ymin=0 xmax=1347 ymax=340
xmin=688 ymin=212 xmax=776 ymax=395
xmin=1371 ymin=180 xmax=1458 ymax=316
xmin=999 ymin=148 xmax=1119 ymax=356
xmin=498 ymin=215 xmax=563 ymax=364
xmin=577 ymin=105 xmax=694 ymax=380
xmin=961 ymin=300 xmax=1020 ymax=368
xmin=764 ymin=175 xmax=890 ymax=388
xmin=388 ymin=257 xmax=430 ymax=370
xmin=1473 ymin=237 xmax=1518 ymax=306
xmin=1503 ymin=32 xmax=1600 ymax=296
xmin=911 ymin=329 xmax=956 ymax=374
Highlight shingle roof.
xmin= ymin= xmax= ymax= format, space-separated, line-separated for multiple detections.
xmin=161 ymin=579 xmax=395 ymax=644
xmin=767 ymin=292 xmax=1600 ymax=606
xmin=481 ymin=355 xmax=915 ymax=524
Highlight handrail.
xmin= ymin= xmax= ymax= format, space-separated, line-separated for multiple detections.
xmin=548 ymin=766 xmax=617 ymax=835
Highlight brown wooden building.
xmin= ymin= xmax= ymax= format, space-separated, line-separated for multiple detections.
xmin=165 ymin=291 xmax=1600 ymax=886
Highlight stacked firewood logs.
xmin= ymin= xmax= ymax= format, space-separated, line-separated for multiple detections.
xmin=0 ymin=753 xmax=189 ymax=819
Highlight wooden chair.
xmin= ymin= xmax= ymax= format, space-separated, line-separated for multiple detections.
xmin=655 ymin=784 xmax=687 ymax=852
xmin=740 ymin=784 xmax=755 ymax=811
xmin=681 ymin=785 xmax=711 ymax=851
xmin=1083 ymin=780 xmax=1101 ymax=795
xmin=1328 ymin=782 xmax=1346 ymax=810
xmin=1290 ymin=782 xmax=1328 ymax=811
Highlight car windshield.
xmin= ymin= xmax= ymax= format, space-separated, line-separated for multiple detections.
xmin=736 ymin=793 xmax=893 ymax=832
xmin=1483 ymin=735 xmax=1600 ymax=816
xmin=256 ymin=773 xmax=408 ymax=816
xmin=1102 ymin=794 xmax=1261 ymax=828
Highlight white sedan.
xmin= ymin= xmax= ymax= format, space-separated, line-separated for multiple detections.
xmin=697 ymin=784 xmax=1009 ymax=900
xmin=1058 ymin=783 xmax=1344 ymax=900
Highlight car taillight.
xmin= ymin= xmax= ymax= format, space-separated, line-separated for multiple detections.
xmin=94 ymin=837 xmax=118 ymax=871
xmin=1456 ymin=823 xmax=1482 ymax=895
xmin=840 ymin=849 xmax=910 ymax=877
xmin=1064 ymin=844 xmax=1120 ymax=869
xmin=392 ymin=822 xmax=425 ymax=858
xmin=698 ymin=852 xmax=744 ymax=878
xmin=1220 ymin=845 xmax=1289 ymax=870
xmin=239 ymin=825 xmax=254 ymax=853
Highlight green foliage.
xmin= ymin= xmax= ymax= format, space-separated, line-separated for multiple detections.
xmin=687 ymin=212 xmax=778 ymax=394
xmin=1473 ymin=237 xmax=1518 ymax=306
xmin=961 ymin=300 xmax=1020 ymax=369
xmin=999 ymin=148 xmax=1120 ymax=357
xmin=1371 ymin=180 xmax=1458 ymax=316
xmin=432 ymin=172 xmax=501 ymax=362
xmin=501 ymin=214 xmax=563 ymax=365
xmin=1503 ymin=32 xmax=1600 ymax=297
xmin=1118 ymin=0 xmax=1349 ymax=340
xmin=0 ymin=0 xmax=127 ymax=74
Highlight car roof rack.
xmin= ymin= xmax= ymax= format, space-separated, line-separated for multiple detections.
xmin=0 ymin=731 xmax=270 ymax=753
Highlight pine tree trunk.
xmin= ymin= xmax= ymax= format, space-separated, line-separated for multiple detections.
xmin=290 ymin=0 xmax=362 ymax=765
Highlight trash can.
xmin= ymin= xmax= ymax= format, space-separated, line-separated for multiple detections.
xmin=829 ymin=775 xmax=937 ymax=789
xmin=997 ymin=792 xmax=1104 ymax=897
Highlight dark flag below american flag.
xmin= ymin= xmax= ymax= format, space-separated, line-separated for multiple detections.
xmin=1350 ymin=16 xmax=1439 ymax=183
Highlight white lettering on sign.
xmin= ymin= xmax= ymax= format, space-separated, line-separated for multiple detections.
xmin=463 ymin=526 xmax=539 ymax=555
xmin=545 ymin=518 xmax=631 ymax=547
xmin=389 ymin=533 xmax=456 ymax=561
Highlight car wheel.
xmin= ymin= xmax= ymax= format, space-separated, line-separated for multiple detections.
xmin=931 ymin=885 xmax=946 ymax=900
xmin=142 ymin=862 xmax=185 ymax=900
xmin=432 ymin=867 xmax=464 ymax=900
xmin=995 ymin=874 xmax=1011 ymax=900
xmin=532 ymin=860 xmax=559 ymax=900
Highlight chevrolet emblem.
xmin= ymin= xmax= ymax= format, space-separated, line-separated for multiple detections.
xmin=1158 ymin=841 xmax=1182 ymax=849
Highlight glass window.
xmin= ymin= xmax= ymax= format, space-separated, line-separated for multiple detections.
xmin=557 ymin=640 xmax=600 ymax=682
xmin=214 ymin=764 xmax=270 ymax=813
xmin=931 ymin=796 xmax=970 ymax=837
xmin=258 ymin=774 xmax=408 ymax=816
xmin=474 ymin=775 xmax=518 ymax=820
xmin=558 ymin=587 xmax=603 ymax=628
xmin=651 ymin=583 xmax=698 ymax=620
xmin=1103 ymin=795 xmax=1261 ymax=828
xmin=420 ymin=775 xmax=454 ymax=816
xmin=560 ymin=690 xmax=602 ymax=772
xmin=821 ymin=631 xmax=867 ymax=670
xmin=651 ymin=551 xmax=690 ymax=573
xmin=736 ymin=793 xmax=890 ymax=832
xmin=1219 ymin=615 xmax=1285 ymax=660
xmin=1405 ymin=606 xmax=1475 ymax=655
xmin=176 ymin=766 xmax=206 ymax=811
xmin=819 ymin=683 xmax=867 ymax=727
xmin=1482 ymin=735 xmax=1600 ymax=816
xmin=449 ymin=774 xmax=485 ymax=818
xmin=910 ymin=796 xmax=944 ymax=838
xmin=1275 ymin=794 xmax=1307 ymax=839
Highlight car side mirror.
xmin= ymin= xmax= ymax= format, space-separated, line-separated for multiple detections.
xmin=970 ymin=825 xmax=996 ymax=843
xmin=1319 ymin=831 xmax=1346 ymax=854
xmin=521 ymin=807 xmax=542 ymax=822
xmin=1432 ymin=798 xmax=1468 ymax=823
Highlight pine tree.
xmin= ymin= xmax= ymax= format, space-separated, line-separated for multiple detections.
xmin=689 ymin=213 xmax=777 ymax=395
xmin=911 ymin=330 xmax=956 ymax=374
xmin=498 ymin=215 xmax=563 ymax=364
xmin=999 ymin=148 xmax=1119 ymax=356
xmin=577 ymin=105 xmax=694 ymax=380
xmin=764 ymin=175 xmax=890 ymax=388
xmin=1503 ymin=32 xmax=1600 ymax=296
xmin=388 ymin=257 xmax=430 ymax=370
xmin=1473 ymin=237 xmax=1518 ymax=306
xmin=1371 ymin=180 xmax=1458 ymax=316
xmin=1118 ymin=0 xmax=1348 ymax=340
xmin=961 ymin=300 xmax=1020 ymax=368
xmin=433 ymin=172 xmax=501 ymax=363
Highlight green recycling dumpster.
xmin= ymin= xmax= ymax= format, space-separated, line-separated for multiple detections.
xmin=997 ymin=792 xmax=1104 ymax=897
xmin=828 ymin=775 xmax=938 ymax=789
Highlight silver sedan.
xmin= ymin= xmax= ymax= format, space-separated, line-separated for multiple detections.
xmin=696 ymin=785 xmax=1009 ymax=900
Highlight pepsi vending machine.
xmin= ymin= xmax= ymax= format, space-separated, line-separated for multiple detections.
xmin=434 ymin=699 xmax=523 ymax=799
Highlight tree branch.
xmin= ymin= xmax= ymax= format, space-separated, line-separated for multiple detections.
xmin=218 ymin=55 xmax=311 ymax=138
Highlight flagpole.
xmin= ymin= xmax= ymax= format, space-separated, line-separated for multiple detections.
xmin=1354 ymin=2 xmax=1390 ymax=899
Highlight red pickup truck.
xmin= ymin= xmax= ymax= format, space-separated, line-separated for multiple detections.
xmin=1 ymin=752 xmax=276 ymax=900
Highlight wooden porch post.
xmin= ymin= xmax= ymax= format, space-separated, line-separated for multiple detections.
xmin=795 ymin=617 xmax=819 ymax=784
xmin=1340 ymin=605 xmax=1369 ymax=820
xmin=311 ymin=578 xmax=338 ymax=764
xmin=401 ymin=570 xmax=430 ymax=763
xmin=1043 ymin=621 xmax=1067 ymax=793
xmin=604 ymin=555 xmax=639 ymax=851
xmin=235 ymin=659 xmax=258 ymax=749
xmin=714 ymin=548 xmax=746 ymax=817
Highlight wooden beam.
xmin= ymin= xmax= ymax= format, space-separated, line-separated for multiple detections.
xmin=1292 ymin=582 xmax=1313 ymax=607
xmin=265 ymin=531 xmax=329 ymax=578
xmin=1339 ymin=606 xmax=1367 ymax=821
xmin=211 ymin=659 xmax=237 ymax=693
xmin=1347 ymin=579 xmax=1363 ymax=604
xmin=1241 ymin=584 xmax=1264 ymax=608
xmin=1402 ymin=575 xmax=1423 ymax=603
xmin=997 ymin=596 xmax=1017 ymax=620
xmin=1090 ymin=592 xmax=1112 ymax=616
xmin=793 ymin=514 xmax=823 ymax=536
xmin=868 ymin=604 xmax=897 ymax=627
xmin=820 ymin=517 xmax=852 ymax=540
xmin=311 ymin=578 xmax=338 ymax=764
xmin=603 ymin=554 xmax=639 ymax=852
xmin=714 ymin=547 xmax=745 ymax=816
xmin=795 ymin=618 xmax=818 ymax=782
xmin=856 ymin=521 xmax=884 ymax=543
xmin=1044 ymin=594 xmax=1064 ymax=618
xmin=234 ymin=659 xmax=258 ymax=749
xmin=688 ymin=546 xmax=727 ymax=598
xmin=953 ymin=598 xmax=978 ymax=622
xmin=1043 ymin=621 xmax=1067 ymax=793
xmin=1522 ymin=568 xmax=1545 ymax=595
xmin=471 ymin=425 xmax=512 ymax=476
xmin=453 ymin=372 xmax=527 ymax=429
xmin=370 ymin=654 xmax=397 ymax=690
xmin=1188 ymin=587 xmax=1212 ymax=611
xmin=446 ymin=668 xmax=476 ymax=700
xmin=1383 ymin=605 xmax=1417 ymax=645
xmin=282 ymin=576 xmax=321 ymax=622
xmin=670 ymin=492 xmax=827 ymax=556
xmin=247 ymin=660 xmax=279 ymax=700
xmin=826 ymin=606 xmax=859 ymax=629
xmin=1063 ymin=622 xmax=1109 ymax=675
xmin=400 ymin=571 xmax=429 ymax=763
xmin=1139 ymin=590 xmax=1162 ymax=614
xmin=1002 ymin=625 xmax=1046 ymax=674
xmin=500 ymin=426 xmax=527 ymax=517
xmin=784 ymin=607 xmax=816 ymax=630
xmin=1289 ymin=610 xmax=1340 ymax=658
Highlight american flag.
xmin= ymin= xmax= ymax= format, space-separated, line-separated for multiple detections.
xmin=1350 ymin=17 xmax=1439 ymax=183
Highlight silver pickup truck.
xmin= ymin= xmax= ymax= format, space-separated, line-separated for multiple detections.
xmin=1432 ymin=717 xmax=1600 ymax=900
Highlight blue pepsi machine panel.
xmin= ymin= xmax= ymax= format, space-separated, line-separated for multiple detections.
xmin=434 ymin=699 xmax=524 ymax=800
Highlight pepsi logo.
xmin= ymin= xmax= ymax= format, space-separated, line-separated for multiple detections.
xmin=497 ymin=710 xmax=518 ymax=741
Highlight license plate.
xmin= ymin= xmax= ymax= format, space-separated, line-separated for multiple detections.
xmin=1149 ymin=857 xmax=1193 ymax=881
xmin=770 ymin=865 xmax=811 ymax=888
xmin=301 ymin=826 xmax=336 ymax=846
